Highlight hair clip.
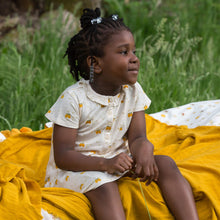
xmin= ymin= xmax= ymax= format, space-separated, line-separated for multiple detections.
xmin=91 ymin=17 xmax=102 ymax=24
xmin=112 ymin=14 xmax=118 ymax=21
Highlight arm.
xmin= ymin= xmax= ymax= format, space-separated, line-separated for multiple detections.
xmin=127 ymin=111 xmax=159 ymax=185
xmin=53 ymin=124 xmax=133 ymax=173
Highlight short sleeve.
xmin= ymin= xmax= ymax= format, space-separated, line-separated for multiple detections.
xmin=45 ymin=91 xmax=80 ymax=129
xmin=133 ymin=82 xmax=151 ymax=112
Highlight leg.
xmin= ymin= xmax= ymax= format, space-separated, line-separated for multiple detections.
xmin=155 ymin=155 xmax=199 ymax=220
xmin=85 ymin=181 xmax=126 ymax=220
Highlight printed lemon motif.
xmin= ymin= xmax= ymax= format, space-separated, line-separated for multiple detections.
xmin=119 ymin=127 xmax=123 ymax=131
xmin=86 ymin=120 xmax=91 ymax=124
xmin=80 ymin=184 xmax=84 ymax=190
xmin=65 ymin=113 xmax=71 ymax=118
xmin=101 ymin=105 xmax=105 ymax=108
xmin=144 ymin=105 xmax=148 ymax=110
xmin=106 ymin=126 xmax=111 ymax=131
xmin=47 ymin=110 xmax=51 ymax=113
xmin=95 ymin=178 xmax=101 ymax=183
xmin=61 ymin=95 xmax=64 ymax=99
xmin=118 ymin=94 xmax=121 ymax=98
xmin=80 ymin=172 xmax=85 ymax=174
xmin=187 ymin=107 xmax=192 ymax=110
xmin=195 ymin=116 xmax=200 ymax=119
xmin=79 ymin=103 xmax=83 ymax=108
xmin=121 ymin=100 xmax=124 ymax=103
xmin=55 ymin=179 xmax=58 ymax=185
xmin=96 ymin=130 xmax=101 ymax=134
xmin=161 ymin=114 xmax=166 ymax=118
xmin=79 ymin=143 xmax=85 ymax=147
xmin=128 ymin=113 xmax=133 ymax=117
xmin=90 ymin=150 xmax=97 ymax=154
xmin=66 ymin=176 xmax=69 ymax=181
xmin=123 ymin=85 xmax=128 ymax=88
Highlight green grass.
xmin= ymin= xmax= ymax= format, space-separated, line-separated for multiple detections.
xmin=0 ymin=1 xmax=220 ymax=130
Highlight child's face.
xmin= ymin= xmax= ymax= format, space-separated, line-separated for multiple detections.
xmin=98 ymin=30 xmax=140 ymax=86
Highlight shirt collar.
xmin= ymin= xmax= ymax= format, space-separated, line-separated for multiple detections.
xmin=82 ymin=79 xmax=124 ymax=106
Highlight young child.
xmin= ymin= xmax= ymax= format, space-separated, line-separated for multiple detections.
xmin=45 ymin=8 xmax=199 ymax=220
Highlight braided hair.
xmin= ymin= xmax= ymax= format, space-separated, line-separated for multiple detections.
xmin=64 ymin=8 xmax=131 ymax=81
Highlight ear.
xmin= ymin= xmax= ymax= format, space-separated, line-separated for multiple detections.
xmin=87 ymin=56 xmax=102 ymax=74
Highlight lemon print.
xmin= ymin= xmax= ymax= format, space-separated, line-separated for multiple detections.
xmin=95 ymin=178 xmax=101 ymax=183
xmin=90 ymin=150 xmax=97 ymax=154
xmin=61 ymin=95 xmax=64 ymax=99
xmin=79 ymin=143 xmax=85 ymax=147
xmin=79 ymin=103 xmax=83 ymax=108
xmin=96 ymin=130 xmax=101 ymax=134
xmin=106 ymin=126 xmax=111 ymax=131
xmin=65 ymin=113 xmax=71 ymax=118
xmin=66 ymin=176 xmax=69 ymax=181
xmin=80 ymin=184 xmax=84 ymax=190
xmin=128 ymin=113 xmax=133 ymax=117
xmin=144 ymin=105 xmax=148 ymax=110
xmin=86 ymin=120 xmax=91 ymax=124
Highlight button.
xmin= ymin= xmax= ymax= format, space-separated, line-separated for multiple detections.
xmin=105 ymin=133 xmax=110 ymax=141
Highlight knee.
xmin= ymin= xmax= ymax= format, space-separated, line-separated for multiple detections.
xmin=86 ymin=182 xmax=118 ymax=200
xmin=155 ymin=155 xmax=180 ymax=178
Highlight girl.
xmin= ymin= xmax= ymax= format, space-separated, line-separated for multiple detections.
xmin=45 ymin=8 xmax=199 ymax=220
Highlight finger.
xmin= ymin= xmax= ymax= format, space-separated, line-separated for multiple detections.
xmin=116 ymin=164 xmax=127 ymax=173
xmin=140 ymin=166 xmax=151 ymax=182
xmin=145 ymin=175 xmax=154 ymax=186
xmin=119 ymin=160 xmax=131 ymax=171
xmin=126 ymin=155 xmax=134 ymax=163
xmin=153 ymin=163 xmax=159 ymax=181
xmin=135 ymin=164 xmax=142 ymax=176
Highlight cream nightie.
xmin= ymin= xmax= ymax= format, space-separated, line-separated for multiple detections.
xmin=44 ymin=79 xmax=151 ymax=193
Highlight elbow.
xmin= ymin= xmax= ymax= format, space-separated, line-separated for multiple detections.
xmin=54 ymin=155 xmax=65 ymax=170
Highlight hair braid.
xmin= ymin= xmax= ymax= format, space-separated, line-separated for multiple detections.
xmin=64 ymin=8 xmax=131 ymax=81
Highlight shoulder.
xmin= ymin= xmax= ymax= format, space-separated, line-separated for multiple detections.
xmin=61 ymin=79 xmax=88 ymax=102
xmin=64 ymin=79 xmax=86 ymax=96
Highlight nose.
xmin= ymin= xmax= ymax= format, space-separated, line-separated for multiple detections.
xmin=130 ymin=53 xmax=139 ymax=63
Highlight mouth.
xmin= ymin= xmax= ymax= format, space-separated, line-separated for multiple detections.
xmin=128 ymin=69 xmax=139 ymax=75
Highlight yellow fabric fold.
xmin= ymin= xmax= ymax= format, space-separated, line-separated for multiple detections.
xmin=0 ymin=115 xmax=220 ymax=219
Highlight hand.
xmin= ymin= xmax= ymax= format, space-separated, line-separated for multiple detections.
xmin=105 ymin=152 xmax=133 ymax=174
xmin=131 ymin=140 xmax=159 ymax=185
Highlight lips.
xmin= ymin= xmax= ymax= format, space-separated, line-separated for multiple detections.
xmin=128 ymin=69 xmax=139 ymax=74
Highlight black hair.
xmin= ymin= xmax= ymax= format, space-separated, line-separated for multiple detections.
xmin=63 ymin=8 xmax=131 ymax=81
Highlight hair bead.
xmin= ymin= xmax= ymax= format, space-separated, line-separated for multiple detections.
xmin=91 ymin=17 xmax=102 ymax=24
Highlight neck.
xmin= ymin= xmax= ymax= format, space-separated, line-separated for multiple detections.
xmin=90 ymin=81 xmax=121 ymax=96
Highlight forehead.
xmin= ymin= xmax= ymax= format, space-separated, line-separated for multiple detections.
xmin=104 ymin=30 xmax=135 ymax=49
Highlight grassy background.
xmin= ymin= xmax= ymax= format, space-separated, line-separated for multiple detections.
xmin=0 ymin=0 xmax=220 ymax=130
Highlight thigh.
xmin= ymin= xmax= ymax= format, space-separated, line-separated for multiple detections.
xmin=85 ymin=181 xmax=126 ymax=220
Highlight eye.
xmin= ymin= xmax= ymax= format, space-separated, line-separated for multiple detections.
xmin=120 ymin=50 xmax=128 ymax=55
xmin=133 ymin=50 xmax=136 ymax=55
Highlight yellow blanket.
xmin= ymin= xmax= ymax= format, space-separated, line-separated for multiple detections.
xmin=0 ymin=115 xmax=220 ymax=220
